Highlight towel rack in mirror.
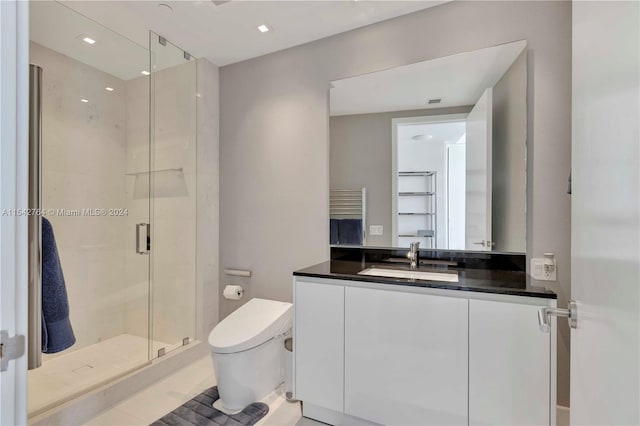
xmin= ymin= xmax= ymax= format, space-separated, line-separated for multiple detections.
xmin=330 ymin=187 xmax=366 ymax=245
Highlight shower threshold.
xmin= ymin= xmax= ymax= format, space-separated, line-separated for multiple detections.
xmin=27 ymin=334 xmax=179 ymax=417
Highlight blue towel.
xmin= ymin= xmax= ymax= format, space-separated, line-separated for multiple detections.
xmin=330 ymin=219 xmax=339 ymax=245
xmin=337 ymin=219 xmax=363 ymax=246
xmin=41 ymin=217 xmax=75 ymax=353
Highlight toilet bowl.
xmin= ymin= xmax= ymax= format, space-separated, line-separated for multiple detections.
xmin=208 ymin=298 xmax=292 ymax=413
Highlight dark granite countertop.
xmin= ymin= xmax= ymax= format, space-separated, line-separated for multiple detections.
xmin=294 ymin=260 xmax=556 ymax=299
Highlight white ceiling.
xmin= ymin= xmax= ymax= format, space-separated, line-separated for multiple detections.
xmin=330 ymin=40 xmax=527 ymax=116
xmin=30 ymin=1 xmax=152 ymax=80
xmin=398 ymin=121 xmax=466 ymax=145
xmin=59 ymin=0 xmax=448 ymax=67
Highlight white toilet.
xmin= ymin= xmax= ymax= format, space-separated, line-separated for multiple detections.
xmin=208 ymin=298 xmax=293 ymax=413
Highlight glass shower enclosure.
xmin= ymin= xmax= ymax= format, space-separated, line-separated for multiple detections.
xmin=149 ymin=32 xmax=197 ymax=359
xmin=27 ymin=1 xmax=197 ymax=416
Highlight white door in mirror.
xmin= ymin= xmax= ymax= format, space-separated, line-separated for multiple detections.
xmin=465 ymin=88 xmax=493 ymax=251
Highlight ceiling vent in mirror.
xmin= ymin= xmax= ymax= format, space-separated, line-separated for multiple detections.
xmin=211 ymin=0 xmax=231 ymax=5
xmin=427 ymin=98 xmax=442 ymax=104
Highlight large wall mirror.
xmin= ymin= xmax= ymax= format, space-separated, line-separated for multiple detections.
xmin=329 ymin=40 xmax=527 ymax=253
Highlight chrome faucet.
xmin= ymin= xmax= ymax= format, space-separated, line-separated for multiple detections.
xmin=407 ymin=242 xmax=420 ymax=269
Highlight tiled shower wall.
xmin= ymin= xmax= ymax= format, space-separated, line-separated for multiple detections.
xmin=32 ymin=41 xmax=131 ymax=356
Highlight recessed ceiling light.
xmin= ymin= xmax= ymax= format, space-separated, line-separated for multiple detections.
xmin=105 ymin=87 xmax=114 ymax=92
xmin=81 ymin=99 xmax=89 ymax=103
xmin=411 ymin=134 xmax=434 ymax=141
xmin=257 ymin=24 xmax=270 ymax=33
xmin=141 ymin=70 xmax=150 ymax=76
xmin=82 ymin=37 xmax=96 ymax=45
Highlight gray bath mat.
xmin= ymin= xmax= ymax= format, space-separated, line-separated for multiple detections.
xmin=151 ymin=386 xmax=269 ymax=426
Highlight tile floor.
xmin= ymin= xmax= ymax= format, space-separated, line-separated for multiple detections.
xmin=82 ymin=355 xmax=322 ymax=426
xmin=29 ymin=334 xmax=178 ymax=416
xmin=82 ymin=353 xmax=570 ymax=426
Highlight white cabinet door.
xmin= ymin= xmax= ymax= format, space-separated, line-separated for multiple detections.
xmin=344 ymin=287 xmax=468 ymax=426
xmin=294 ymin=280 xmax=344 ymax=412
xmin=469 ymin=299 xmax=551 ymax=426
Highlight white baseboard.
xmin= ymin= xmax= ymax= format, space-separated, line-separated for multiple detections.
xmin=302 ymin=403 xmax=570 ymax=426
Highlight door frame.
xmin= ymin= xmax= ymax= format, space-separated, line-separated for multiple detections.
xmin=0 ymin=1 xmax=29 ymax=425
xmin=445 ymin=142 xmax=466 ymax=250
xmin=391 ymin=113 xmax=467 ymax=247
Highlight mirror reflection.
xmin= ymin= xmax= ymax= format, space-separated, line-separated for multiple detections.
xmin=330 ymin=40 xmax=527 ymax=252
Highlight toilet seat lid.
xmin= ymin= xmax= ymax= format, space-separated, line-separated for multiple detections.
xmin=208 ymin=298 xmax=292 ymax=354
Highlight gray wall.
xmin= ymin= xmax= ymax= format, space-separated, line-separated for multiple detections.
xmin=330 ymin=106 xmax=472 ymax=247
xmin=220 ymin=0 xmax=571 ymax=406
xmin=492 ymin=50 xmax=527 ymax=252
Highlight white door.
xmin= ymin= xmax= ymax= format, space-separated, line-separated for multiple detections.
xmin=0 ymin=1 xmax=29 ymax=425
xmin=465 ymin=88 xmax=492 ymax=251
xmin=571 ymin=2 xmax=639 ymax=425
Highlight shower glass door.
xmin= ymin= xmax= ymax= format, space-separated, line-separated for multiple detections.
xmin=149 ymin=33 xmax=197 ymax=358
xmin=28 ymin=1 xmax=151 ymax=416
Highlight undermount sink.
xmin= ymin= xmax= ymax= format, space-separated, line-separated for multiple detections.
xmin=358 ymin=267 xmax=459 ymax=283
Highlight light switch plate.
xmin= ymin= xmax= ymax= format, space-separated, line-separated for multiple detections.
xmin=369 ymin=225 xmax=383 ymax=236
xmin=531 ymin=258 xmax=557 ymax=281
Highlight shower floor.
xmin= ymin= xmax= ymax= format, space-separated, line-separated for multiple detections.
xmin=28 ymin=334 xmax=179 ymax=416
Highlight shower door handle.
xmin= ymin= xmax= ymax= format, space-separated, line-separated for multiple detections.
xmin=136 ymin=223 xmax=150 ymax=255
xmin=28 ymin=64 xmax=43 ymax=370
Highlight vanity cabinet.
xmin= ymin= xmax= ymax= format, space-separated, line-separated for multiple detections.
xmin=293 ymin=276 xmax=556 ymax=426
xmin=344 ymin=287 xmax=468 ymax=426
xmin=469 ymin=299 xmax=552 ymax=426
xmin=293 ymin=280 xmax=344 ymax=413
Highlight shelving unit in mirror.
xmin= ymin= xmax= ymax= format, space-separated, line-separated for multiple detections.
xmin=397 ymin=171 xmax=436 ymax=248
